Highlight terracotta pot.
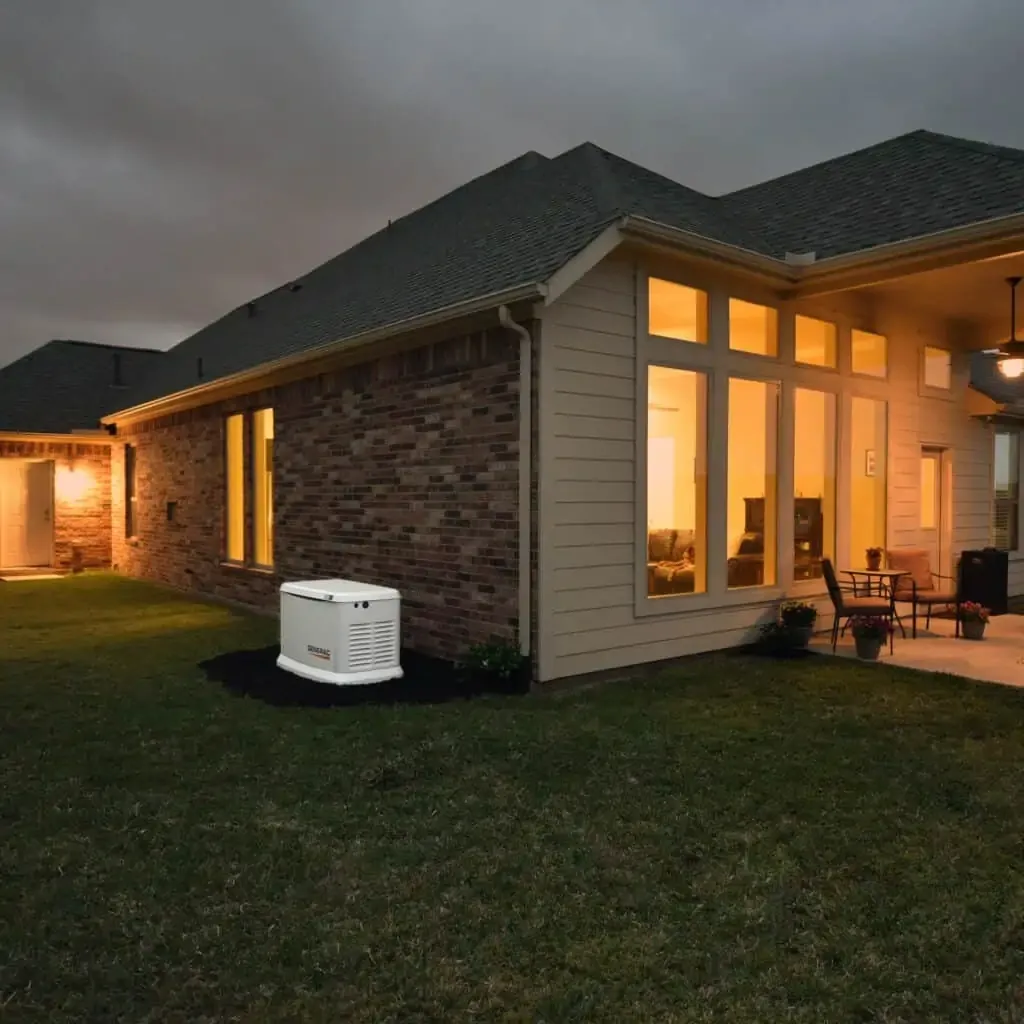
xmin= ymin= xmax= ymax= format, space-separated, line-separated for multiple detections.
xmin=854 ymin=635 xmax=883 ymax=660
xmin=961 ymin=618 xmax=986 ymax=641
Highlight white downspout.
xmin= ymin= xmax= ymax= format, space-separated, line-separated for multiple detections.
xmin=498 ymin=305 xmax=532 ymax=659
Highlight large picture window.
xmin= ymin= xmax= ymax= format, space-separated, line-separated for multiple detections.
xmin=252 ymin=408 xmax=275 ymax=567
xmin=793 ymin=389 xmax=836 ymax=580
xmin=994 ymin=430 xmax=1020 ymax=551
xmin=849 ymin=397 xmax=887 ymax=565
xmin=646 ymin=366 xmax=708 ymax=596
xmin=727 ymin=378 xmax=779 ymax=588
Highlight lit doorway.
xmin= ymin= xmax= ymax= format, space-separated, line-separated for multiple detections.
xmin=0 ymin=460 xmax=54 ymax=568
xmin=920 ymin=447 xmax=951 ymax=578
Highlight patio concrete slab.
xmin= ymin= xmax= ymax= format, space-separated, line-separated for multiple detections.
xmin=811 ymin=611 xmax=1024 ymax=688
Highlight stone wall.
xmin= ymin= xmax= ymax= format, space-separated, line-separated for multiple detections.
xmin=0 ymin=439 xmax=112 ymax=569
xmin=112 ymin=327 xmax=526 ymax=662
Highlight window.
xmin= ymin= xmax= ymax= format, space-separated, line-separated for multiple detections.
xmin=648 ymin=278 xmax=708 ymax=344
xmin=727 ymin=378 xmax=779 ymax=588
xmin=729 ymin=299 xmax=777 ymax=357
xmin=795 ymin=315 xmax=837 ymax=368
xmin=924 ymin=346 xmax=952 ymax=390
xmin=849 ymin=397 xmax=887 ymax=565
xmin=646 ymin=367 xmax=708 ymax=596
xmin=994 ymin=430 xmax=1019 ymax=551
xmin=252 ymin=408 xmax=275 ymax=567
xmin=124 ymin=444 xmax=137 ymax=538
xmin=851 ymin=329 xmax=887 ymax=377
xmin=225 ymin=413 xmax=245 ymax=562
xmin=793 ymin=389 xmax=836 ymax=580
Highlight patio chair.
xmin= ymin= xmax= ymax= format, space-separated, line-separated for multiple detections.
xmin=884 ymin=548 xmax=961 ymax=639
xmin=821 ymin=558 xmax=895 ymax=654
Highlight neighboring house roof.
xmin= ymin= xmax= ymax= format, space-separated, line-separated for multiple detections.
xmin=0 ymin=340 xmax=165 ymax=434
xmin=114 ymin=128 xmax=1024 ymax=416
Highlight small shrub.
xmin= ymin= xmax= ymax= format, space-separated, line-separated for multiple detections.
xmin=780 ymin=600 xmax=818 ymax=629
xmin=462 ymin=638 xmax=524 ymax=681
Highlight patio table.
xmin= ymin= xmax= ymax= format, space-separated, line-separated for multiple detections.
xmin=841 ymin=568 xmax=910 ymax=639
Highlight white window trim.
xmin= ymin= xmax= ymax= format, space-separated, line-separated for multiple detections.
xmin=636 ymin=268 xmax=889 ymax=618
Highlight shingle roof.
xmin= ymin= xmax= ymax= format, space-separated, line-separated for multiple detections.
xmin=723 ymin=129 xmax=1024 ymax=259
xmin=116 ymin=128 xmax=1024 ymax=415
xmin=0 ymin=340 xmax=164 ymax=433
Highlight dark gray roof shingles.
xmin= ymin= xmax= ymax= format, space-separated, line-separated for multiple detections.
xmin=0 ymin=340 xmax=164 ymax=433
xmin=115 ymin=128 xmax=1024 ymax=414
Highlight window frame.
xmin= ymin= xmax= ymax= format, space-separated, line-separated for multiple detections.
xmin=222 ymin=408 xmax=276 ymax=571
xmin=636 ymin=268 xmax=894 ymax=615
xmin=224 ymin=412 xmax=247 ymax=565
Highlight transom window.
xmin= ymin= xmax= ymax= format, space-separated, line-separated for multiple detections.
xmin=648 ymin=278 xmax=708 ymax=344
xmin=729 ymin=299 xmax=778 ymax=357
xmin=851 ymin=329 xmax=887 ymax=378
xmin=795 ymin=314 xmax=837 ymax=368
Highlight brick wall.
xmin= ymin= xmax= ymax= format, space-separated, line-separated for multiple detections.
xmin=113 ymin=327 xmax=526 ymax=662
xmin=0 ymin=439 xmax=111 ymax=569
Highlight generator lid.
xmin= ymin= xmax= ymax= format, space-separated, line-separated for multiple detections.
xmin=280 ymin=579 xmax=401 ymax=603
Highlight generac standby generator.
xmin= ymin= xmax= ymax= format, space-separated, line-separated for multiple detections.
xmin=277 ymin=579 xmax=403 ymax=686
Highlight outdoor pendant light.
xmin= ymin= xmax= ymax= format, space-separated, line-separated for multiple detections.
xmin=997 ymin=275 xmax=1024 ymax=378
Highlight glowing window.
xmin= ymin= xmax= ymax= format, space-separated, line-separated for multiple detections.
xmin=648 ymin=278 xmax=708 ymax=344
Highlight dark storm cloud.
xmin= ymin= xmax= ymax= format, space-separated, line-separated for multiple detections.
xmin=2 ymin=0 xmax=1023 ymax=367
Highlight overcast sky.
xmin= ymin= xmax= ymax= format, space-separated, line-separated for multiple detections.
xmin=2 ymin=0 xmax=1023 ymax=368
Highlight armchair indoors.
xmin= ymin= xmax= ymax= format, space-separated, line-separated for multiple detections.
xmin=822 ymin=558 xmax=895 ymax=653
xmin=884 ymin=548 xmax=960 ymax=638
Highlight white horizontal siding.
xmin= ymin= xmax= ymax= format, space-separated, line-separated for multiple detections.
xmin=536 ymin=255 xmax=1009 ymax=682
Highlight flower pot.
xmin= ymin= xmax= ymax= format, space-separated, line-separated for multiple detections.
xmin=961 ymin=618 xmax=987 ymax=641
xmin=854 ymin=635 xmax=883 ymax=660
xmin=866 ymin=553 xmax=882 ymax=571
xmin=790 ymin=625 xmax=814 ymax=649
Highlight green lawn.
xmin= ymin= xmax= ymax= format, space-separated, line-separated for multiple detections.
xmin=3 ymin=576 xmax=1024 ymax=1022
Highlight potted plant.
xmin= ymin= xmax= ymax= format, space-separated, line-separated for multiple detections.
xmin=850 ymin=615 xmax=891 ymax=660
xmin=959 ymin=601 xmax=990 ymax=641
xmin=865 ymin=546 xmax=883 ymax=571
xmin=780 ymin=600 xmax=818 ymax=648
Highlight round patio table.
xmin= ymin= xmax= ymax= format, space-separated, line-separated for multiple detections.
xmin=841 ymin=568 xmax=910 ymax=639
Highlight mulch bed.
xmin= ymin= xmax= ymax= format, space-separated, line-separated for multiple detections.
xmin=199 ymin=645 xmax=530 ymax=707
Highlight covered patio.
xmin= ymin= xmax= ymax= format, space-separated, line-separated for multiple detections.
xmin=812 ymin=608 xmax=1024 ymax=687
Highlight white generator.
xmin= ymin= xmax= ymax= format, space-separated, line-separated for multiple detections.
xmin=277 ymin=579 xmax=403 ymax=686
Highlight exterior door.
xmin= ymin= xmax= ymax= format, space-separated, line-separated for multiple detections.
xmin=919 ymin=448 xmax=947 ymax=576
xmin=0 ymin=461 xmax=53 ymax=568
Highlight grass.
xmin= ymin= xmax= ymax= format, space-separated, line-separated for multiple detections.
xmin=3 ymin=575 xmax=1024 ymax=1022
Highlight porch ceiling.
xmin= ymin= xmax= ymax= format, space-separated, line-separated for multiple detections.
xmin=858 ymin=251 xmax=1024 ymax=348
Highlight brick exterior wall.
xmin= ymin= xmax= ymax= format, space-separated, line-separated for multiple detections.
xmin=113 ymin=327 xmax=527 ymax=663
xmin=0 ymin=439 xmax=111 ymax=569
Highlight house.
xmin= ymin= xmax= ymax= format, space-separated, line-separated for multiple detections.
xmin=0 ymin=340 xmax=163 ymax=573
xmin=8 ymin=128 xmax=1024 ymax=683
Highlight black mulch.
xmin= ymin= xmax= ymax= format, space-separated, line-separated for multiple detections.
xmin=199 ymin=646 xmax=530 ymax=708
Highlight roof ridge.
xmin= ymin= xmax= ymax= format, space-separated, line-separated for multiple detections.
xmin=556 ymin=142 xmax=626 ymax=218
xmin=914 ymin=128 xmax=1024 ymax=165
